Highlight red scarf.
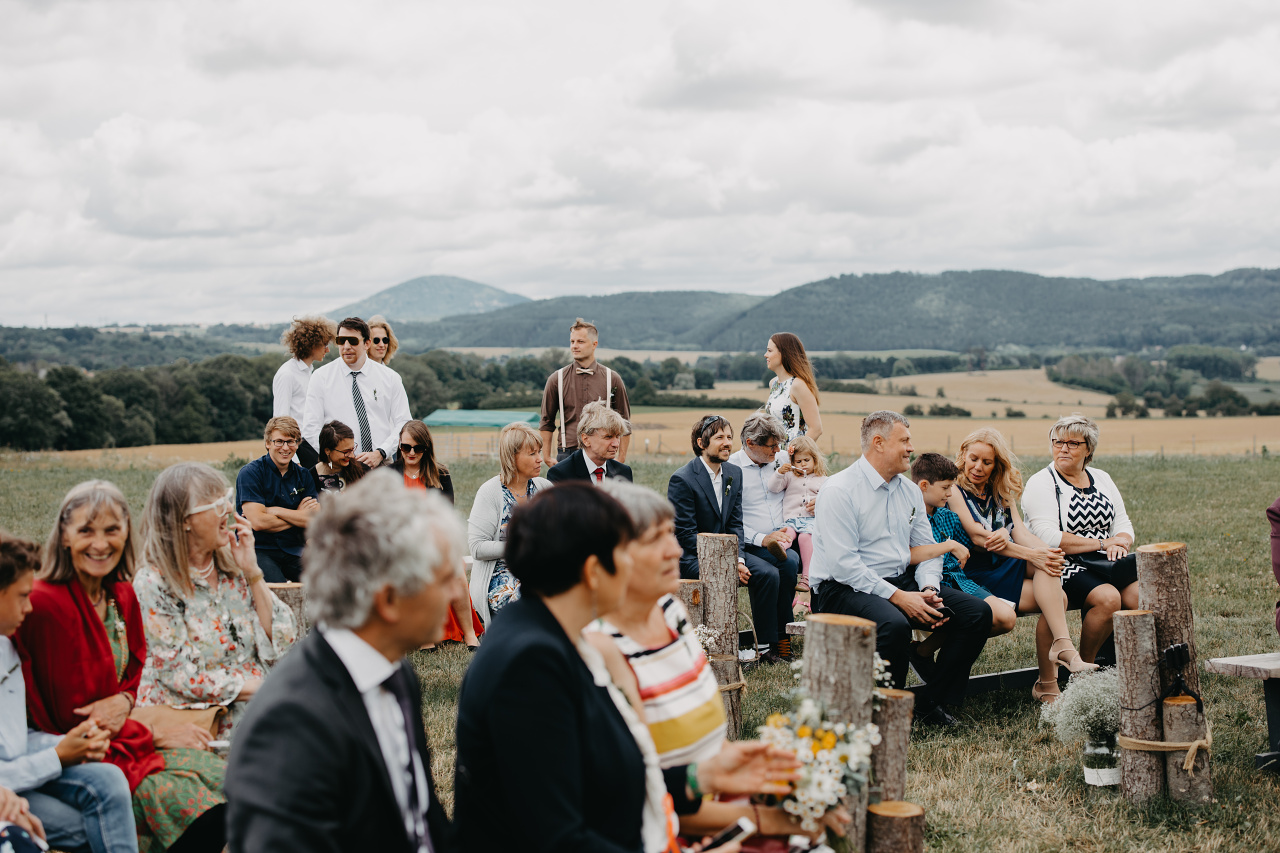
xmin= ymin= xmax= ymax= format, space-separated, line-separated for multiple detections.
xmin=14 ymin=579 xmax=164 ymax=792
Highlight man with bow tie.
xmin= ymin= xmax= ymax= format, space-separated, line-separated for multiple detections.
xmin=539 ymin=318 xmax=631 ymax=468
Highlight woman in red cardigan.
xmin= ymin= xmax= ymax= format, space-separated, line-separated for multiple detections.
xmin=15 ymin=480 xmax=225 ymax=853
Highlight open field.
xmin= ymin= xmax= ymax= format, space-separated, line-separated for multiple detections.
xmin=3 ymin=451 xmax=1280 ymax=851
xmin=441 ymin=346 xmax=956 ymax=365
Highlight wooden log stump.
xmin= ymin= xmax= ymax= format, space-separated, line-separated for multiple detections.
xmin=678 ymin=579 xmax=704 ymax=627
xmin=697 ymin=533 xmax=744 ymax=740
xmin=1114 ymin=610 xmax=1164 ymax=803
xmin=866 ymin=801 xmax=924 ymax=853
xmin=1163 ymin=696 xmax=1213 ymax=804
xmin=1137 ymin=543 xmax=1200 ymax=697
xmin=267 ymin=582 xmax=309 ymax=636
xmin=801 ymin=613 xmax=876 ymax=853
xmin=871 ymin=688 xmax=914 ymax=803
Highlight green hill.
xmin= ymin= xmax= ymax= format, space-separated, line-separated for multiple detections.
xmin=331 ymin=275 xmax=529 ymax=322
xmin=399 ymin=291 xmax=766 ymax=351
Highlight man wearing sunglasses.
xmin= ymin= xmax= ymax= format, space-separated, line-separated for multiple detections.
xmin=236 ymin=416 xmax=321 ymax=583
xmin=301 ymin=316 xmax=413 ymax=470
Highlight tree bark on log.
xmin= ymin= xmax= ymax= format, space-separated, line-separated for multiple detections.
xmin=267 ymin=582 xmax=309 ymax=636
xmin=698 ymin=533 xmax=743 ymax=740
xmin=678 ymin=579 xmax=704 ymax=627
xmin=871 ymin=688 xmax=914 ymax=803
xmin=1114 ymin=610 xmax=1164 ymax=803
xmin=1163 ymin=696 xmax=1213 ymax=804
xmin=866 ymin=801 xmax=925 ymax=853
xmin=800 ymin=613 xmax=876 ymax=853
xmin=1137 ymin=542 xmax=1201 ymax=697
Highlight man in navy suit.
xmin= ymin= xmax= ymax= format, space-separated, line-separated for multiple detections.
xmin=667 ymin=414 xmax=790 ymax=665
xmin=547 ymin=400 xmax=633 ymax=485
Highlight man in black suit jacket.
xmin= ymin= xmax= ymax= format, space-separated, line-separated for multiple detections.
xmin=226 ymin=472 xmax=462 ymax=853
xmin=546 ymin=400 xmax=633 ymax=484
xmin=667 ymin=415 xmax=745 ymax=580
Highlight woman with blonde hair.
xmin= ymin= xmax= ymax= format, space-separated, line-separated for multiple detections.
xmin=468 ymin=422 xmax=552 ymax=626
xmin=938 ymin=428 xmax=1094 ymax=703
xmin=16 ymin=480 xmax=229 ymax=852
xmin=367 ymin=315 xmax=399 ymax=365
xmin=133 ymin=462 xmax=298 ymax=741
xmin=764 ymin=332 xmax=822 ymax=444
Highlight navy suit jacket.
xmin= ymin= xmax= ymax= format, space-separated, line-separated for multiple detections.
xmin=667 ymin=457 xmax=745 ymax=579
xmin=547 ymin=449 xmax=633 ymax=484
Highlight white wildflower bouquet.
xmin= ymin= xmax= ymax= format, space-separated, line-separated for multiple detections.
xmin=1040 ymin=667 xmax=1120 ymax=747
xmin=757 ymin=690 xmax=880 ymax=836
xmin=692 ymin=624 xmax=719 ymax=654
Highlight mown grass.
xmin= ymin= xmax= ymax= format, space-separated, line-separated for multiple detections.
xmin=3 ymin=451 xmax=1279 ymax=851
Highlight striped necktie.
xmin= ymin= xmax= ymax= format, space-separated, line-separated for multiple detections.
xmin=351 ymin=371 xmax=372 ymax=453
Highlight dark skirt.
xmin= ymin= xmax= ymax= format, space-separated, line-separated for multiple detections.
xmin=963 ymin=551 xmax=1027 ymax=610
xmin=1062 ymin=553 xmax=1138 ymax=610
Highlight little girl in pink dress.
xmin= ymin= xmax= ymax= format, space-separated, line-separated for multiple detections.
xmin=767 ymin=435 xmax=829 ymax=591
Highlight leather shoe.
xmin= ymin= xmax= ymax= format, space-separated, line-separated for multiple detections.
xmin=916 ymin=704 xmax=962 ymax=729
xmin=907 ymin=643 xmax=937 ymax=684
xmin=758 ymin=650 xmax=787 ymax=666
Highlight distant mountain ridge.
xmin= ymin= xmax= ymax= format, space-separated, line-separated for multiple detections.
xmin=331 ymin=275 xmax=529 ymax=322
xmin=396 ymin=268 xmax=1280 ymax=354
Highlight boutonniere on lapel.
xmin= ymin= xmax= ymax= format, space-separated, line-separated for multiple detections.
xmin=724 ymin=476 xmax=733 ymax=497
xmin=372 ymin=387 xmax=378 ymax=402
xmin=909 ymin=506 xmax=917 ymax=522
xmin=289 ymin=486 xmax=304 ymax=499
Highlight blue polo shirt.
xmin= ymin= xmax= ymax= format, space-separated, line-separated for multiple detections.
xmin=235 ymin=454 xmax=318 ymax=557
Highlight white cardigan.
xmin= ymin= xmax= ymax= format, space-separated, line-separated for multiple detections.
xmin=468 ymin=475 xmax=551 ymax=627
xmin=1021 ymin=464 xmax=1134 ymax=548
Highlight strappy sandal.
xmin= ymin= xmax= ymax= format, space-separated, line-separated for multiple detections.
xmin=1049 ymin=637 xmax=1099 ymax=674
xmin=1032 ymin=679 xmax=1061 ymax=703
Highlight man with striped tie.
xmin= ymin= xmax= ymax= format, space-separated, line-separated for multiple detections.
xmin=302 ymin=316 xmax=413 ymax=471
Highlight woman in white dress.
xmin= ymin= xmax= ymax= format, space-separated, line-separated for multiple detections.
xmin=763 ymin=333 xmax=822 ymax=445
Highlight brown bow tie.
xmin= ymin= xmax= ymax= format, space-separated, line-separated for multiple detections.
xmin=575 ymin=367 xmax=594 ymax=375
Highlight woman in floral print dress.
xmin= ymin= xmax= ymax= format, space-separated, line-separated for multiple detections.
xmin=763 ymin=333 xmax=823 ymax=446
xmin=134 ymin=463 xmax=297 ymax=743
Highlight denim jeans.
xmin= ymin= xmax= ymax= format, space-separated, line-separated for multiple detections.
xmin=24 ymin=761 xmax=138 ymax=853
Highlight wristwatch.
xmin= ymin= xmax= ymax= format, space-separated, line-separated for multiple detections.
xmin=377 ymin=448 xmax=387 ymax=461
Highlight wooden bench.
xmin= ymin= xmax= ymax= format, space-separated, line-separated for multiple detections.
xmin=1205 ymin=652 xmax=1280 ymax=771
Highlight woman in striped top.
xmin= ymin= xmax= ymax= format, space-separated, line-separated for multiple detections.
xmin=591 ymin=480 xmax=849 ymax=845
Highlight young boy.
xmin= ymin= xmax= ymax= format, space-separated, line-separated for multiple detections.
xmin=0 ymin=532 xmax=138 ymax=853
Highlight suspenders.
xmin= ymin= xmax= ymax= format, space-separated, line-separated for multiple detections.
xmin=558 ymin=365 xmax=612 ymax=450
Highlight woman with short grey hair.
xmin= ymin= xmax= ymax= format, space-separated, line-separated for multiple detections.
xmin=1022 ymin=414 xmax=1137 ymax=664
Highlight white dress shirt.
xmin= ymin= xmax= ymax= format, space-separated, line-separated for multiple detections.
xmin=699 ymin=457 xmax=724 ymax=511
xmin=582 ymin=450 xmax=607 ymax=486
xmin=808 ymin=456 xmax=943 ymax=597
xmin=272 ymin=358 xmax=314 ymax=422
xmin=0 ymin=637 xmax=63 ymax=793
xmin=302 ymin=356 xmax=413 ymax=458
xmin=322 ymin=627 xmax=431 ymax=853
xmin=728 ymin=449 xmax=785 ymax=547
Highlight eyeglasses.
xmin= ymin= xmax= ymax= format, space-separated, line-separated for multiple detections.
xmin=189 ymin=487 xmax=235 ymax=518
xmin=1051 ymin=439 xmax=1085 ymax=450
xmin=371 ymin=337 xmax=388 ymax=345
xmin=335 ymin=336 xmax=361 ymax=346
xmin=400 ymin=443 xmax=427 ymax=455
xmin=331 ymin=446 xmax=356 ymax=457
xmin=270 ymin=438 xmax=300 ymax=448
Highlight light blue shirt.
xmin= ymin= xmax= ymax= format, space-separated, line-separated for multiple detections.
xmin=0 ymin=636 xmax=63 ymax=793
xmin=809 ymin=456 xmax=943 ymax=598
xmin=728 ymin=449 xmax=784 ymax=547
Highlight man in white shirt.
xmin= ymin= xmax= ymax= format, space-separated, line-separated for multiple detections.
xmin=302 ymin=316 xmax=413 ymax=470
xmin=226 ymin=471 xmax=464 ymax=852
xmin=809 ymin=411 xmax=993 ymax=728
xmin=273 ymin=315 xmax=335 ymax=469
xmin=728 ymin=412 xmax=800 ymax=662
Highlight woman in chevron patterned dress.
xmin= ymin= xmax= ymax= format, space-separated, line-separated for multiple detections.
xmin=1022 ymin=414 xmax=1139 ymax=667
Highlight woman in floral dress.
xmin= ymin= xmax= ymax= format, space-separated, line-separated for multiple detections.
xmin=134 ymin=463 xmax=297 ymax=743
xmin=763 ymin=333 xmax=823 ymax=446
xmin=17 ymin=480 xmax=227 ymax=852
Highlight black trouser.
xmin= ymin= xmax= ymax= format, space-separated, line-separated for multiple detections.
xmin=813 ymin=569 xmax=992 ymax=710
xmin=557 ymin=448 xmax=575 ymax=462
xmin=743 ymin=543 xmax=799 ymax=647
xmin=256 ymin=548 xmax=303 ymax=583
xmin=295 ymin=441 xmax=319 ymax=469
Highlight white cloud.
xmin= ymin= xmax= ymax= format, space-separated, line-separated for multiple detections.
xmin=1 ymin=0 xmax=1278 ymax=326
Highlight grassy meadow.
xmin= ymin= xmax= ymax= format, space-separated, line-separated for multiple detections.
xmin=2 ymin=451 xmax=1280 ymax=852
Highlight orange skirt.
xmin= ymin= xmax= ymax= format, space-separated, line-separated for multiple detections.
xmin=441 ymin=601 xmax=485 ymax=643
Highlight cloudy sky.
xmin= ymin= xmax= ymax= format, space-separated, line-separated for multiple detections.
xmin=3 ymin=0 xmax=1279 ymax=327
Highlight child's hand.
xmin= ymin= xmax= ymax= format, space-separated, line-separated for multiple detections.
xmin=777 ymin=463 xmax=792 ymax=475
xmin=949 ymin=540 xmax=970 ymax=568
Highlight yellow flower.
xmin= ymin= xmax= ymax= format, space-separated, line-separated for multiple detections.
xmin=766 ymin=714 xmax=790 ymax=728
xmin=812 ymin=741 xmax=822 ymax=756
xmin=822 ymin=732 xmax=837 ymax=750
xmin=796 ymin=725 xmax=812 ymax=739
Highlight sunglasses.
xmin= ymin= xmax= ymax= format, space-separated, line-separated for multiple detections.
xmin=400 ymin=443 xmax=427 ymax=455
xmin=371 ymin=337 xmax=389 ymax=345
xmin=335 ymin=336 xmax=362 ymax=346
